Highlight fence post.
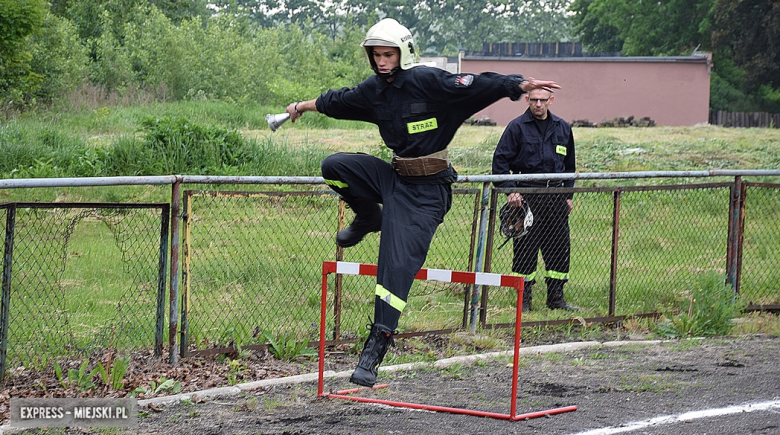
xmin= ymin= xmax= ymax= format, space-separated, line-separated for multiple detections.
xmin=726 ymin=176 xmax=742 ymax=293
xmin=180 ymin=190 xmax=192 ymax=358
xmin=478 ymin=190 xmax=499 ymax=326
xmin=154 ymin=205 xmax=170 ymax=357
xmin=609 ymin=188 xmax=621 ymax=316
xmin=469 ymin=182 xmax=492 ymax=332
xmin=169 ymin=178 xmax=182 ymax=364
xmin=0 ymin=205 xmax=16 ymax=381
xmin=333 ymin=200 xmax=346 ymax=340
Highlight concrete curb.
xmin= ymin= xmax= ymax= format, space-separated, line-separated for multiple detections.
xmin=0 ymin=340 xmax=661 ymax=434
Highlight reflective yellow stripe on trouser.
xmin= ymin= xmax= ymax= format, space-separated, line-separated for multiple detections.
xmin=545 ymin=270 xmax=569 ymax=280
xmin=511 ymin=271 xmax=537 ymax=282
xmin=375 ymin=284 xmax=406 ymax=313
xmin=324 ymin=178 xmax=348 ymax=189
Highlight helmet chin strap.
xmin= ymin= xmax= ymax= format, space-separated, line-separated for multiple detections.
xmin=374 ymin=66 xmax=399 ymax=80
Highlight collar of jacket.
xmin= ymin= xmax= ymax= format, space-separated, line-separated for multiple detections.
xmin=521 ymin=107 xmax=561 ymax=124
xmin=375 ymin=69 xmax=408 ymax=94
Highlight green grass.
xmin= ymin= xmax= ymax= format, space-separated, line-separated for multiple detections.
xmin=1 ymin=101 xmax=779 ymax=371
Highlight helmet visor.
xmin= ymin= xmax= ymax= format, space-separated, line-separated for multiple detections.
xmin=362 ymin=38 xmax=398 ymax=47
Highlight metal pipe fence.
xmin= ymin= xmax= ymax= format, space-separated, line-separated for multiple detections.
xmin=0 ymin=171 xmax=778 ymax=377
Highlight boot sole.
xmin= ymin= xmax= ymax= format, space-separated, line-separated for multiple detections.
xmin=349 ymin=374 xmax=376 ymax=387
xmin=336 ymin=229 xmax=380 ymax=248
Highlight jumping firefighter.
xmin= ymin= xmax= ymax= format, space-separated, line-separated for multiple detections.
xmin=285 ymin=18 xmax=561 ymax=387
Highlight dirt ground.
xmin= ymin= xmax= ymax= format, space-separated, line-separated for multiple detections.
xmin=4 ymin=334 xmax=779 ymax=435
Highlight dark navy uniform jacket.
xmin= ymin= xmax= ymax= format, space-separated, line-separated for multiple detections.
xmin=316 ymin=66 xmax=526 ymax=183
xmin=492 ymin=108 xmax=576 ymax=197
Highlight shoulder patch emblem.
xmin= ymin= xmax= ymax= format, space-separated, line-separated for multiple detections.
xmin=455 ymin=74 xmax=474 ymax=87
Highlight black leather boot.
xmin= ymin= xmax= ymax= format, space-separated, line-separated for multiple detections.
xmin=349 ymin=322 xmax=395 ymax=387
xmin=522 ymin=281 xmax=533 ymax=312
xmin=337 ymin=199 xmax=382 ymax=248
xmin=546 ymin=278 xmax=579 ymax=311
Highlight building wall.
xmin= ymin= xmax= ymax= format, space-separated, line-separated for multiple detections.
xmin=460 ymin=55 xmax=712 ymax=127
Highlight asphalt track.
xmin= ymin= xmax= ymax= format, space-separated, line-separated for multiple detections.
xmin=2 ymin=338 xmax=778 ymax=434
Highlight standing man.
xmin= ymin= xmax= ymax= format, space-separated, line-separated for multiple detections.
xmin=492 ymin=89 xmax=578 ymax=312
xmin=286 ymin=18 xmax=560 ymax=387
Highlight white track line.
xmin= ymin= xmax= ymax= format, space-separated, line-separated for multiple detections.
xmin=568 ymin=400 xmax=780 ymax=435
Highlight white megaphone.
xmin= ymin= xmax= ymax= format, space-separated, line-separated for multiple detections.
xmin=266 ymin=113 xmax=290 ymax=132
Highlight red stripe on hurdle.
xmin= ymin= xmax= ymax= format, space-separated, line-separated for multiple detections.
xmin=451 ymin=271 xmax=476 ymax=285
xmin=359 ymin=263 xmax=377 ymax=276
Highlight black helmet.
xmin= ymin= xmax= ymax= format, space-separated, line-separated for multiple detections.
xmin=497 ymin=202 xmax=534 ymax=250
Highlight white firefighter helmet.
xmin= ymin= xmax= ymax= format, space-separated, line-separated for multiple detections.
xmin=361 ymin=18 xmax=418 ymax=71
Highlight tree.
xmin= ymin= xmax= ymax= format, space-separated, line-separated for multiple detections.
xmin=27 ymin=12 xmax=89 ymax=103
xmin=570 ymin=0 xmax=622 ymax=52
xmin=0 ymin=0 xmax=46 ymax=62
xmin=712 ymin=0 xmax=780 ymax=94
xmin=0 ymin=0 xmax=47 ymax=107
xmin=219 ymin=0 xmax=573 ymax=55
xmin=417 ymin=0 xmax=573 ymax=55
xmin=569 ymin=0 xmax=715 ymax=56
xmin=64 ymin=0 xmax=209 ymax=46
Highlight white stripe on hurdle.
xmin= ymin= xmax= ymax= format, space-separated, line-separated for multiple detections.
xmin=426 ymin=269 xmax=452 ymax=282
xmin=475 ymin=273 xmax=502 ymax=287
xmin=335 ymin=261 xmax=361 ymax=275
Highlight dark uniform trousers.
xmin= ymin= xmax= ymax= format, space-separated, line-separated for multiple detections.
xmin=511 ymin=191 xmax=570 ymax=304
xmin=322 ymin=152 xmax=452 ymax=330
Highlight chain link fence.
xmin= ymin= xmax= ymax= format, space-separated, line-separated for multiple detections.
xmin=740 ymin=183 xmax=780 ymax=307
xmin=179 ymin=188 xmax=483 ymax=354
xmin=0 ymin=203 xmax=168 ymax=376
xmin=0 ymin=174 xmax=778 ymax=376
xmin=483 ymin=184 xmax=734 ymax=326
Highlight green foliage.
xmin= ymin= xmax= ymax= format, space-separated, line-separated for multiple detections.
xmin=0 ymin=0 xmax=45 ymax=60
xmin=136 ymin=115 xmax=250 ymax=174
xmin=26 ymin=12 xmax=89 ymax=105
xmin=569 ymin=0 xmax=622 ymax=53
xmin=0 ymin=110 xmax=333 ymax=178
xmin=654 ymin=272 xmax=746 ymax=338
xmin=0 ymin=0 xmax=47 ymax=110
xmin=53 ymin=360 xmax=99 ymax=391
xmin=571 ymin=0 xmax=780 ymax=112
xmin=260 ymin=330 xmax=317 ymax=361
xmin=133 ymin=377 xmax=183 ymax=396
xmin=712 ymin=0 xmax=780 ymax=95
xmin=89 ymin=10 xmax=133 ymax=93
xmin=225 ymin=359 xmax=247 ymax=386
xmin=569 ymin=0 xmax=715 ymax=56
xmin=0 ymin=121 xmax=100 ymax=177
xmin=416 ymin=0 xmax=574 ymax=55
xmin=95 ymin=356 xmax=130 ymax=390
xmin=2 ymin=0 xmax=579 ymax=113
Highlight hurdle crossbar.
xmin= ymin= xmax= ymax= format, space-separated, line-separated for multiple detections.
xmin=317 ymin=261 xmax=577 ymax=421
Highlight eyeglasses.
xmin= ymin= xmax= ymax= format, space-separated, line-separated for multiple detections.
xmin=529 ymin=98 xmax=550 ymax=104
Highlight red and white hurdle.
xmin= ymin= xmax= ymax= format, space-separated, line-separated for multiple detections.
xmin=316 ymin=261 xmax=577 ymax=421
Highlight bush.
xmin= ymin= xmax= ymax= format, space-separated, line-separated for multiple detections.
xmin=654 ymin=272 xmax=746 ymax=338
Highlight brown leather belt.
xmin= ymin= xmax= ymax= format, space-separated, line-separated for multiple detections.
xmin=392 ymin=150 xmax=449 ymax=177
